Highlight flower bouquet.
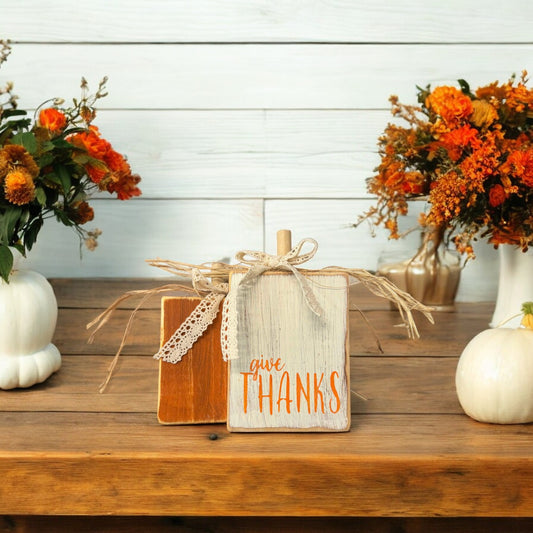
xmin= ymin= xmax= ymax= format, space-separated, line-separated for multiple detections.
xmin=359 ymin=71 xmax=533 ymax=311
xmin=0 ymin=40 xmax=141 ymax=282
xmin=363 ymin=70 xmax=533 ymax=257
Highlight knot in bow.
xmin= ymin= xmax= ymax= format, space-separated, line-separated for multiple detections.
xmin=234 ymin=238 xmax=323 ymax=316
xmin=191 ymin=267 xmax=229 ymax=295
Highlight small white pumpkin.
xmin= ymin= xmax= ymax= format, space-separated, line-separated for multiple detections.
xmin=0 ymin=268 xmax=61 ymax=390
xmin=456 ymin=306 xmax=533 ymax=424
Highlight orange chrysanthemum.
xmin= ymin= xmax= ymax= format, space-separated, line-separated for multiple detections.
xmin=39 ymin=108 xmax=67 ymax=133
xmin=426 ymin=86 xmax=473 ymax=126
xmin=0 ymin=144 xmax=39 ymax=180
xmin=3 ymin=168 xmax=35 ymax=205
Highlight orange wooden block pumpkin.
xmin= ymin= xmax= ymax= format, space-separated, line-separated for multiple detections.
xmin=157 ymin=297 xmax=227 ymax=424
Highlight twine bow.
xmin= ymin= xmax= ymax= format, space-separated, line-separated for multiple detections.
xmin=235 ymin=238 xmax=323 ymax=316
xmin=88 ymin=238 xmax=434 ymax=393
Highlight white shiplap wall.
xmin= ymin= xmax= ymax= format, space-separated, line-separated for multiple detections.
xmin=2 ymin=0 xmax=533 ymax=300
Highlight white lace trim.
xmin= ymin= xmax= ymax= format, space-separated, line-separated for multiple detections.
xmin=221 ymin=282 xmax=239 ymax=361
xmin=154 ymin=291 xmax=225 ymax=363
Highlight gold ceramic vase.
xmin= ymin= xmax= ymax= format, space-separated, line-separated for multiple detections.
xmin=378 ymin=225 xmax=461 ymax=310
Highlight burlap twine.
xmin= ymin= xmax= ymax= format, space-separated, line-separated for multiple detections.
xmin=88 ymin=238 xmax=434 ymax=393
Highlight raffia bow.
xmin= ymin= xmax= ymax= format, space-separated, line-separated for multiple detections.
xmin=235 ymin=238 xmax=323 ymax=316
xmin=88 ymin=239 xmax=434 ymax=392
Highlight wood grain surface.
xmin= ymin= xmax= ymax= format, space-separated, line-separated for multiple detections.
xmin=0 ymin=278 xmax=531 ymax=532
xmin=227 ymin=272 xmax=350 ymax=431
xmin=5 ymin=0 xmax=532 ymax=43
xmin=158 ymin=297 xmax=227 ymax=424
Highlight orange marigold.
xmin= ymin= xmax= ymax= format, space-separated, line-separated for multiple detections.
xmin=426 ymin=86 xmax=473 ymax=126
xmin=0 ymin=144 xmax=39 ymax=180
xmin=39 ymin=108 xmax=67 ymax=133
xmin=3 ymin=168 xmax=35 ymax=205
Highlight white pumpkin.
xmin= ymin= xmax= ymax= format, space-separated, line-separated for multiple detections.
xmin=0 ymin=269 xmax=61 ymax=389
xmin=455 ymin=327 xmax=533 ymax=424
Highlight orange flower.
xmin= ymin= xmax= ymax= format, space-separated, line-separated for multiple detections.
xmin=39 ymin=108 xmax=67 ymax=133
xmin=488 ymin=184 xmax=506 ymax=207
xmin=70 ymin=201 xmax=94 ymax=224
xmin=475 ymin=82 xmax=507 ymax=104
xmin=438 ymin=124 xmax=481 ymax=162
xmin=3 ymin=168 xmax=35 ymax=205
xmin=69 ymin=126 xmax=110 ymax=159
xmin=85 ymin=163 xmax=108 ymax=184
xmin=501 ymin=149 xmax=533 ymax=187
xmin=106 ymin=168 xmax=142 ymax=200
xmin=426 ymin=86 xmax=473 ymax=126
xmin=470 ymin=100 xmax=498 ymax=129
xmin=104 ymin=149 xmax=126 ymax=173
xmin=401 ymin=171 xmax=426 ymax=195
xmin=0 ymin=144 xmax=39 ymax=180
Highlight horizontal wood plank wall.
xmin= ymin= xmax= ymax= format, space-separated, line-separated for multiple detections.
xmin=3 ymin=1 xmax=533 ymax=300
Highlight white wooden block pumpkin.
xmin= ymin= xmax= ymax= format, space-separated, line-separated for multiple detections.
xmin=227 ymin=231 xmax=350 ymax=432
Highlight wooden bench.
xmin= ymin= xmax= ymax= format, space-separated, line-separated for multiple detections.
xmin=1 ymin=279 xmax=532 ymax=532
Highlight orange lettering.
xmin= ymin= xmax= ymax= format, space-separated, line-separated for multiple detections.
xmin=329 ymin=371 xmax=341 ymax=414
xmin=277 ymin=371 xmax=292 ymax=414
xmin=249 ymin=355 xmax=286 ymax=380
xmin=258 ymin=374 xmax=273 ymax=415
xmin=240 ymin=372 xmax=253 ymax=413
xmin=313 ymin=373 xmax=325 ymax=414
xmin=296 ymin=372 xmax=311 ymax=414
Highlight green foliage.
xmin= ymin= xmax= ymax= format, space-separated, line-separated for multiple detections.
xmin=0 ymin=243 xmax=13 ymax=283
xmin=0 ymin=44 xmax=141 ymax=283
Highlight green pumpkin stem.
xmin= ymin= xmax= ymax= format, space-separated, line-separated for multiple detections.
xmin=521 ymin=302 xmax=533 ymax=316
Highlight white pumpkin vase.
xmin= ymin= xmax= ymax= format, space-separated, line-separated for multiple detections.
xmin=456 ymin=307 xmax=533 ymax=424
xmin=0 ymin=255 xmax=61 ymax=390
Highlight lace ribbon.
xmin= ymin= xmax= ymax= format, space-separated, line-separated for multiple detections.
xmin=154 ymin=278 xmax=228 ymax=364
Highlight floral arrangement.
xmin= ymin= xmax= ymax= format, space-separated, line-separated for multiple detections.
xmin=0 ymin=40 xmax=141 ymax=282
xmin=363 ymin=71 xmax=533 ymax=258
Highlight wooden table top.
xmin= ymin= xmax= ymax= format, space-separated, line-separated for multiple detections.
xmin=1 ymin=278 xmax=532 ymax=521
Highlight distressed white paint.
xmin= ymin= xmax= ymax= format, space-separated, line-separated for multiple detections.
xmin=227 ymin=272 xmax=350 ymax=432
xmin=2 ymin=44 xmax=532 ymax=109
xmin=2 ymin=2 xmax=532 ymax=300
xmin=4 ymin=0 xmax=532 ymax=43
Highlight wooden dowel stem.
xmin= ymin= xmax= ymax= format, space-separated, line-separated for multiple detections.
xmin=277 ymin=229 xmax=292 ymax=255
